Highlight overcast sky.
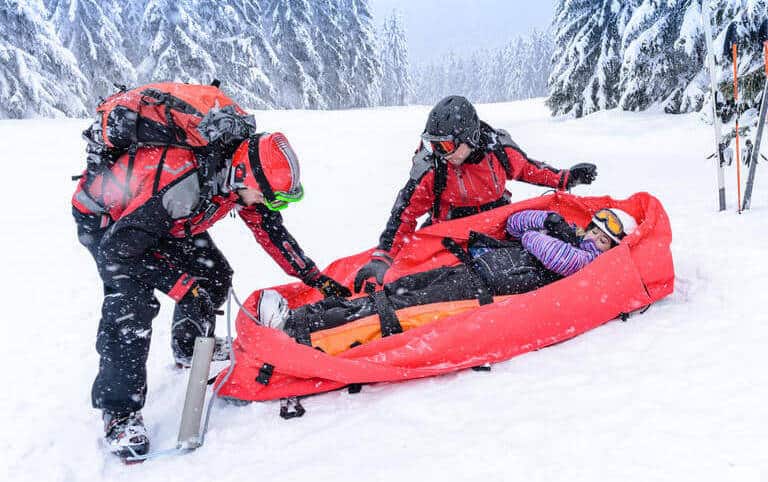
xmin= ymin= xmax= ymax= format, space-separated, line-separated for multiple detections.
xmin=370 ymin=0 xmax=555 ymax=63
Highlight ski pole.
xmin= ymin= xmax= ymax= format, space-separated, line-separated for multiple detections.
xmin=725 ymin=23 xmax=743 ymax=214
xmin=702 ymin=2 xmax=727 ymax=211
xmin=742 ymin=19 xmax=768 ymax=210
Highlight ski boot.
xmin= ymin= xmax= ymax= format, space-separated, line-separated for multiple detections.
xmin=103 ymin=411 xmax=149 ymax=461
xmin=255 ymin=289 xmax=290 ymax=330
xmin=173 ymin=336 xmax=231 ymax=369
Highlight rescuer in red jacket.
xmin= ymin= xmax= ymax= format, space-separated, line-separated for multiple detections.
xmin=353 ymin=95 xmax=598 ymax=292
xmin=72 ymin=131 xmax=348 ymax=457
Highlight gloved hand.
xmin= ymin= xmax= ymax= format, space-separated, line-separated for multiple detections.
xmin=307 ymin=273 xmax=352 ymax=298
xmin=353 ymin=257 xmax=391 ymax=293
xmin=176 ymin=284 xmax=216 ymax=336
xmin=567 ymin=163 xmax=597 ymax=188
xmin=543 ymin=212 xmax=580 ymax=246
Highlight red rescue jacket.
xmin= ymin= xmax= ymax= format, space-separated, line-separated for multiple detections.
xmin=376 ymin=124 xmax=570 ymax=257
xmin=72 ymin=146 xmax=320 ymax=294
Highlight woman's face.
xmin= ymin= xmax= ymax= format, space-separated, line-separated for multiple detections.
xmin=583 ymin=226 xmax=614 ymax=252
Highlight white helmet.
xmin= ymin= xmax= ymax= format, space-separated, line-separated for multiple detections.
xmin=591 ymin=208 xmax=637 ymax=245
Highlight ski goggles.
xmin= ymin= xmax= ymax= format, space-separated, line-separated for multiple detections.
xmin=229 ymin=162 xmax=304 ymax=211
xmin=262 ymin=186 xmax=304 ymax=211
xmin=421 ymin=133 xmax=457 ymax=156
xmin=591 ymin=208 xmax=625 ymax=244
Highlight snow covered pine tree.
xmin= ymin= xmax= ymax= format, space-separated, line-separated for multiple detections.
xmin=380 ymin=10 xmax=413 ymax=106
xmin=0 ymin=0 xmax=88 ymax=118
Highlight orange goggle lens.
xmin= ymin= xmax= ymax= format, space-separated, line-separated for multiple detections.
xmin=421 ymin=133 xmax=457 ymax=156
xmin=431 ymin=140 xmax=456 ymax=155
xmin=593 ymin=209 xmax=624 ymax=237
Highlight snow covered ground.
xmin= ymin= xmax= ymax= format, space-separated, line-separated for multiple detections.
xmin=2 ymin=98 xmax=768 ymax=481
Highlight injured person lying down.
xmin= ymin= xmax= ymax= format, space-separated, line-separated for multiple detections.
xmin=254 ymin=207 xmax=638 ymax=343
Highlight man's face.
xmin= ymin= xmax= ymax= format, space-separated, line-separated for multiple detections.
xmin=583 ymin=226 xmax=614 ymax=253
xmin=444 ymin=143 xmax=473 ymax=166
xmin=237 ymin=187 xmax=265 ymax=207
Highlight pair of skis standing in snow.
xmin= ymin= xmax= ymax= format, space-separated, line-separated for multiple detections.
xmin=72 ymin=86 xmax=607 ymax=460
xmin=703 ymin=5 xmax=768 ymax=212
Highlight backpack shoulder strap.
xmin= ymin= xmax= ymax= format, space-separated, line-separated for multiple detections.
xmin=489 ymin=127 xmax=521 ymax=175
xmin=431 ymin=158 xmax=447 ymax=220
xmin=408 ymin=147 xmax=445 ymax=221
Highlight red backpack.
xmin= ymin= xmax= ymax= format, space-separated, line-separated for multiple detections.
xmin=80 ymin=81 xmax=256 ymax=175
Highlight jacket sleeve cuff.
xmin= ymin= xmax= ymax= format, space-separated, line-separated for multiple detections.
xmin=558 ymin=170 xmax=570 ymax=190
xmin=371 ymin=250 xmax=393 ymax=266
xmin=167 ymin=273 xmax=196 ymax=302
xmin=302 ymin=266 xmax=322 ymax=286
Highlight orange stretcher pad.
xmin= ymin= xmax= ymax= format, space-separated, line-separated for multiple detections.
xmin=215 ymin=192 xmax=674 ymax=401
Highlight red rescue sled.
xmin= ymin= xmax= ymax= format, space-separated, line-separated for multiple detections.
xmin=215 ymin=192 xmax=674 ymax=401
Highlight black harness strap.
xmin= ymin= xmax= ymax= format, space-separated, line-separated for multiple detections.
xmin=364 ymin=283 xmax=403 ymax=337
xmin=151 ymin=146 xmax=169 ymax=194
xmin=122 ymin=145 xmax=137 ymax=208
xmin=431 ymin=158 xmax=447 ymax=220
xmin=446 ymin=196 xmax=509 ymax=220
xmin=441 ymin=237 xmax=494 ymax=306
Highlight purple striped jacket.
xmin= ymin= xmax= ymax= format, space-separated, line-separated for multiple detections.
xmin=506 ymin=210 xmax=602 ymax=277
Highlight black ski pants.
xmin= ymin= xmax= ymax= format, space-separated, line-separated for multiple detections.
xmin=285 ymin=245 xmax=561 ymax=338
xmin=75 ymin=212 xmax=232 ymax=414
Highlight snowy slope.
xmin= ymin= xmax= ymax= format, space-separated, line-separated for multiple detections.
xmin=2 ymin=99 xmax=768 ymax=481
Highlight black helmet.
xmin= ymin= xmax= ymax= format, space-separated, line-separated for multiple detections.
xmin=424 ymin=95 xmax=481 ymax=147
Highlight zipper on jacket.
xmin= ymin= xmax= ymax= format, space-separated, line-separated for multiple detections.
xmin=453 ymin=166 xmax=469 ymax=203
xmin=486 ymin=157 xmax=502 ymax=196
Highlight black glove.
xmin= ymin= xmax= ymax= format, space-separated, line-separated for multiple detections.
xmin=306 ymin=273 xmax=352 ymax=298
xmin=176 ymin=285 xmax=216 ymax=336
xmin=353 ymin=258 xmax=391 ymax=293
xmin=567 ymin=163 xmax=597 ymax=188
xmin=543 ymin=212 xmax=580 ymax=246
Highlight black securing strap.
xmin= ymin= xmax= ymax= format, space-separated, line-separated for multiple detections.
xmin=292 ymin=313 xmax=314 ymax=346
xmin=211 ymin=79 xmax=221 ymax=88
xmin=442 ymin=237 xmax=493 ymax=306
xmin=365 ymin=283 xmax=403 ymax=337
xmin=471 ymin=364 xmax=492 ymax=372
xmin=347 ymin=384 xmax=363 ymax=394
xmin=280 ymin=397 xmax=305 ymax=419
xmin=256 ymin=363 xmax=274 ymax=385
xmin=619 ymin=304 xmax=652 ymax=322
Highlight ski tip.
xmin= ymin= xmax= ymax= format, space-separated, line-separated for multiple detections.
xmin=723 ymin=22 xmax=738 ymax=56
xmin=759 ymin=18 xmax=768 ymax=44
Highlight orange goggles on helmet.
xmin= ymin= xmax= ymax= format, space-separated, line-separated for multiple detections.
xmin=421 ymin=133 xmax=457 ymax=156
xmin=592 ymin=208 xmax=625 ymax=243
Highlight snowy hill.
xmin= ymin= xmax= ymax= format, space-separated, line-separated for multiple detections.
xmin=2 ymin=98 xmax=768 ymax=481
